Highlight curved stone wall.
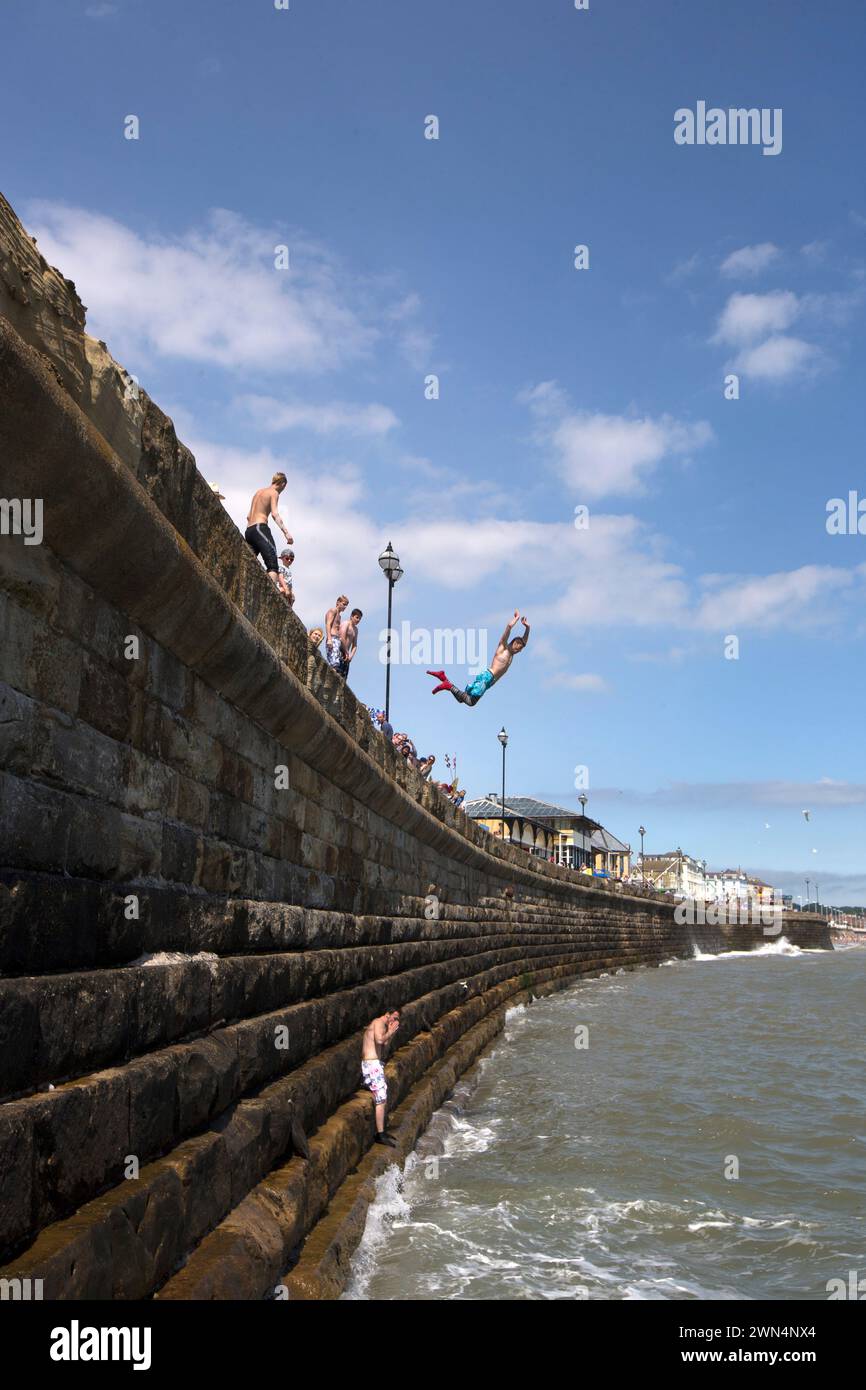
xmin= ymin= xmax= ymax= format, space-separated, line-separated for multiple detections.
xmin=0 ymin=195 xmax=832 ymax=1299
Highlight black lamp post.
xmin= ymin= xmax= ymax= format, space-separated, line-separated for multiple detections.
xmin=577 ymin=792 xmax=588 ymax=868
xmin=805 ymin=878 xmax=811 ymax=912
xmin=378 ymin=542 xmax=403 ymax=724
xmin=497 ymin=727 xmax=508 ymax=841
xmin=639 ymin=825 xmax=646 ymax=887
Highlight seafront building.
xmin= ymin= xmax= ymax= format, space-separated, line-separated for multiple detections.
xmin=461 ymin=797 xmax=557 ymax=859
xmin=463 ymin=795 xmax=631 ymax=876
xmin=704 ymin=869 xmax=782 ymax=908
xmin=642 ymin=855 xmax=783 ymax=907
xmin=463 ymin=804 xmax=782 ymax=906
xmin=641 ymin=848 xmax=707 ymax=897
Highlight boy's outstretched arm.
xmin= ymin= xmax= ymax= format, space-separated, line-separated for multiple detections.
xmin=499 ymin=610 xmax=520 ymax=646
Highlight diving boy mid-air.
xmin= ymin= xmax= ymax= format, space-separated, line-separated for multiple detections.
xmin=428 ymin=611 xmax=530 ymax=706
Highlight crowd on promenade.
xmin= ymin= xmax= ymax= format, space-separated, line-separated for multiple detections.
xmin=362 ymin=709 xmax=466 ymax=806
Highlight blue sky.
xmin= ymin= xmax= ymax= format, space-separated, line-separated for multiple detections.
xmin=4 ymin=0 xmax=865 ymax=901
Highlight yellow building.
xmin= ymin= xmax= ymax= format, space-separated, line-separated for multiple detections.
xmin=464 ymin=795 xmax=630 ymax=876
xmin=462 ymin=797 xmax=555 ymax=858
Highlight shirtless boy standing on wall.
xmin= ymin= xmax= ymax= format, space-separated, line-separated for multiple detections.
xmin=361 ymin=1010 xmax=400 ymax=1146
xmin=244 ymin=473 xmax=293 ymax=589
xmin=427 ymin=611 xmax=530 ymax=706
xmin=340 ymin=607 xmax=363 ymax=679
xmin=324 ymin=596 xmax=349 ymax=673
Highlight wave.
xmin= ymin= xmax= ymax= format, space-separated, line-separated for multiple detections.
xmin=341 ymin=1162 xmax=414 ymax=1300
xmin=692 ymin=936 xmax=810 ymax=961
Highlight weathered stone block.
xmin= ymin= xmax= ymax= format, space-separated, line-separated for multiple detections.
xmin=161 ymin=821 xmax=201 ymax=884
xmin=77 ymin=651 xmax=130 ymax=743
xmin=174 ymin=1034 xmax=239 ymax=1136
xmin=0 ymin=681 xmax=37 ymax=775
xmin=116 ymin=813 xmax=162 ymax=879
xmin=30 ymin=1070 xmax=130 ymax=1228
xmin=0 ymin=1101 xmax=34 ymax=1254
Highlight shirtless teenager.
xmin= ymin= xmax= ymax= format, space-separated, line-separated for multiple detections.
xmin=324 ymin=596 xmax=349 ymax=673
xmin=244 ymin=473 xmax=293 ymax=588
xmin=427 ymin=611 xmax=530 ymax=706
xmin=340 ymin=608 xmax=363 ymax=678
xmin=361 ymin=1010 xmax=401 ymax=1145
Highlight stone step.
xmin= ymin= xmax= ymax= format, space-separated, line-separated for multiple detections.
xmin=279 ymin=966 xmax=600 ymax=1300
xmin=0 ymin=930 xmax=606 ymax=1099
xmin=0 ymin=950 xmax=615 ymax=1297
xmin=0 ymin=868 xmax=670 ymax=975
xmin=0 ymin=939 xmax=620 ymax=1258
xmin=158 ymin=955 xmax=631 ymax=1301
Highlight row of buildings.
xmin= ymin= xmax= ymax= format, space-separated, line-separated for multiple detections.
xmin=640 ymin=848 xmax=787 ymax=908
xmin=463 ymin=796 xmax=785 ymax=906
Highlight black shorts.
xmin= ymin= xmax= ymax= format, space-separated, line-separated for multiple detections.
xmin=244 ymin=523 xmax=279 ymax=574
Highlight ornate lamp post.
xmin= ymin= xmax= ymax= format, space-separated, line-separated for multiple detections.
xmin=805 ymin=878 xmax=811 ymax=912
xmin=378 ymin=542 xmax=403 ymax=724
xmin=497 ymin=727 xmax=508 ymax=841
xmin=639 ymin=825 xmax=646 ymax=887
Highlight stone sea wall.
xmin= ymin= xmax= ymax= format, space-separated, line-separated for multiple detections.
xmin=0 ymin=194 xmax=832 ymax=1299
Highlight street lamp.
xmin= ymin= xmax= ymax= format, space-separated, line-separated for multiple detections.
xmin=578 ymin=793 xmax=588 ymax=870
xmin=639 ymin=825 xmax=646 ymax=887
xmin=497 ymin=728 xmax=508 ymax=842
xmin=815 ymin=882 xmax=820 ymax=915
xmin=805 ymin=878 xmax=811 ymax=912
xmin=378 ymin=542 xmax=403 ymax=724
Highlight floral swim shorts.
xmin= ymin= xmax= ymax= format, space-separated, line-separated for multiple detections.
xmin=361 ymin=1059 xmax=387 ymax=1105
xmin=326 ymin=635 xmax=348 ymax=677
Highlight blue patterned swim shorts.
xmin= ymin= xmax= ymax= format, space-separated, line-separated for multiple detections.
xmin=464 ymin=668 xmax=495 ymax=701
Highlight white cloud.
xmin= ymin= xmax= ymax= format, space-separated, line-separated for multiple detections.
xmin=713 ymin=290 xmax=800 ymax=346
xmin=731 ymin=334 xmax=820 ymax=382
xmin=696 ymin=565 xmax=857 ymax=630
xmin=192 ymin=426 xmax=692 ymax=630
xmin=193 ymin=435 xmax=866 ymax=643
xmin=711 ymin=282 xmax=863 ymax=383
xmin=26 ymin=202 xmax=384 ymax=374
xmin=720 ymin=243 xmax=780 ymax=277
xmin=522 ymin=382 xmax=713 ymax=499
xmin=235 ymin=394 xmax=399 ymax=436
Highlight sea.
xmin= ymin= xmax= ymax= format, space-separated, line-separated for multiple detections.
xmin=343 ymin=939 xmax=865 ymax=1300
